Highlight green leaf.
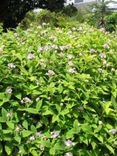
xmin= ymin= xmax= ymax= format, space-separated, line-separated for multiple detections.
xmin=22 ymin=130 xmax=33 ymax=137
xmin=106 ymin=144 xmax=115 ymax=154
xmin=0 ymin=143 xmax=3 ymax=155
xmin=6 ymin=122 xmax=14 ymax=129
xmin=30 ymin=150 xmax=38 ymax=156
xmin=14 ymin=135 xmax=21 ymax=143
xmin=18 ymin=108 xmax=39 ymax=114
xmin=5 ymin=144 xmax=12 ymax=155
xmin=73 ymin=119 xmax=79 ymax=133
xmin=15 ymin=93 xmax=22 ymax=100
xmin=22 ymin=120 xmax=28 ymax=129
xmin=111 ymin=95 xmax=117 ymax=110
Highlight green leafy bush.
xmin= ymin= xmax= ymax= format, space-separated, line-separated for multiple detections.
xmin=0 ymin=23 xmax=117 ymax=155
xmin=105 ymin=12 xmax=117 ymax=32
xmin=62 ymin=4 xmax=78 ymax=17
xmin=20 ymin=10 xmax=70 ymax=29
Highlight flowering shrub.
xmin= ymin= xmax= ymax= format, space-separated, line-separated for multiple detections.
xmin=0 ymin=23 xmax=117 ymax=155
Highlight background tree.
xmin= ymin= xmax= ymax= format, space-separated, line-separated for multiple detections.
xmin=91 ymin=0 xmax=115 ymax=28
xmin=0 ymin=0 xmax=64 ymax=30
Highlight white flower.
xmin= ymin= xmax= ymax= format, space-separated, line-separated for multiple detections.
xmin=67 ymin=55 xmax=74 ymax=60
xmin=72 ymin=27 xmax=77 ymax=31
xmin=68 ymin=61 xmax=74 ymax=66
xmin=103 ymin=44 xmax=109 ymax=49
xmin=109 ymin=129 xmax=117 ymax=135
xmin=29 ymin=136 xmax=35 ymax=141
xmin=90 ymin=48 xmax=96 ymax=54
xmin=98 ymin=68 xmax=103 ymax=73
xmin=65 ymin=152 xmax=73 ymax=156
xmin=7 ymin=112 xmax=12 ymax=117
xmin=38 ymin=46 xmax=44 ymax=52
xmin=111 ymin=68 xmax=115 ymax=72
xmin=68 ymin=68 xmax=76 ymax=74
xmin=16 ymin=124 xmax=22 ymax=132
xmin=36 ymin=97 xmax=40 ymax=102
xmin=51 ymin=130 xmax=59 ymax=138
xmin=51 ymin=45 xmax=58 ymax=49
xmin=59 ymin=46 xmax=67 ymax=51
xmin=6 ymin=88 xmax=12 ymax=94
xmin=99 ymin=53 xmax=106 ymax=59
xmin=99 ymin=121 xmax=103 ymax=125
xmin=27 ymin=53 xmax=35 ymax=60
xmin=64 ymin=140 xmax=74 ymax=147
xmin=36 ymin=132 xmax=41 ymax=137
xmin=21 ymin=97 xmax=32 ymax=104
xmin=46 ymin=70 xmax=55 ymax=76
xmin=8 ymin=63 xmax=16 ymax=69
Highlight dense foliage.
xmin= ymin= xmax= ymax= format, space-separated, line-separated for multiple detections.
xmin=0 ymin=21 xmax=117 ymax=155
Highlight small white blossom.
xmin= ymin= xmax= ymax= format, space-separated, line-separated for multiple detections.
xmin=99 ymin=53 xmax=106 ymax=59
xmin=38 ymin=46 xmax=44 ymax=52
xmin=98 ymin=68 xmax=103 ymax=73
xmin=46 ymin=70 xmax=55 ymax=76
xmin=99 ymin=121 xmax=103 ymax=125
xmin=65 ymin=152 xmax=73 ymax=156
xmin=68 ymin=68 xmax=77 ymax=74
xmin=27 ymin=53 xmax=35 ymax=60
xmin=67 ymin=55 xmax=74 ymax=60
xmin=59 ymin=46 xmax=67 ymax=51
xmin=36 ymin=132 xmax=41 ymax=137
xmin=51 ymin=130 xmax=59 ymax=138
xmin=68 ymin=61 xmax=74 ymax=66
xmin=8 ymin=63 xmax=16 ymax=69
xmin=103 ymin=44 xmax=109 ymax=49
xmin=64 ymin=140 xmax=74 ymax=147
xmin=36 ymin=97 xmax=40 ymax=102
xmin=7 ymin=112 xmax=12 ymax=117
xmin=111 ymin=68 xmax=115 ymax=72
xmin=21 ymin=97 xmax=32 ymax=104
xmin=90 ymin=48 xmax=96 ymax=54
xmin=109 ymin=129 xmax=117 ymax=135
xmin=16 ymin=124 xmax=22 ymax=132
xmin=6 ymin=88 xmax=12 ymax=94
xmin=29 ymin=136 xmax=35 ymax=141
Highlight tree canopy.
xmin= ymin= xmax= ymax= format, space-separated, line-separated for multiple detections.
xmin=0 ymin=0 xmax=64 ymax=30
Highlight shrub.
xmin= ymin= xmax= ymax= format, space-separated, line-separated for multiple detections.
xmin=20 ymin=10 xmax=70 ymax=29
xmin=62 ymin=4 xmax=78 ymax=17
xmin=105 ymin=12 xmax=117 ymax=32
xmin=0 ymin=23 xmax=117 ymax=155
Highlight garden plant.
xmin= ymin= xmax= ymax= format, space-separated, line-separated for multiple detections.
xmin=0 ymin=19 xmax=117 ymax=155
